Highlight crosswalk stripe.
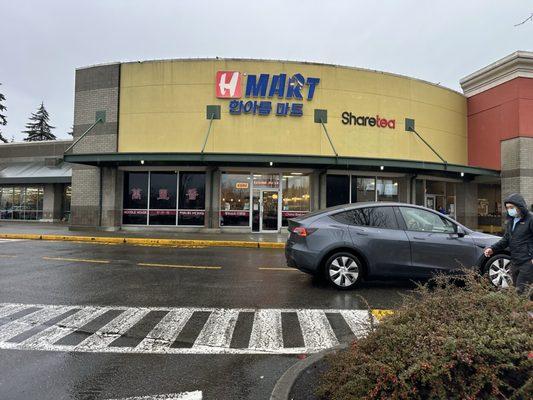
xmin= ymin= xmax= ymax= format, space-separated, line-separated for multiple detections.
xmin=0 ymin=306 xmax=73 ymax=342
xmin=248 ymin=310 xmax=283 ymax=351
xmin=136 ymin=309 xmax=194 ymax=352
xmin=339 ymin=310 xmax=372 ymax=338
xmin=0 ymin=303 xmax=386 ymax=354
xmin=76 ymin=308 xmax=150 ymax=350
xmin=193 ymin=309 xmax=239 ymax=350
xmin=297 ymin=310 xmax=339 ymax=350
xmin=0 ymin=304 xmax=31 ymax=319
xmin=20 ymin=307 xmax=109 ymax=349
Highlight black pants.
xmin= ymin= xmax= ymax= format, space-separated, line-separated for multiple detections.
xmin=511 ymin=261 xmax=533 ymax=295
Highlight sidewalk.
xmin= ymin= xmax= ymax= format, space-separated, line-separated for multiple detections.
xmin=0 ymin=222 xmax=288 ymax=248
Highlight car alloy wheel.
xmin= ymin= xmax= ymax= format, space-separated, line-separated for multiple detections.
xmin=487 ymin=256 xmax=512 ymax=288
xmin=326 ymin=253 xmax=362 ymax=289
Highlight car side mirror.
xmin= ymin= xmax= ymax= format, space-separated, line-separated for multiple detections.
xmin=456 ymin=226 xmax=467 ymax=237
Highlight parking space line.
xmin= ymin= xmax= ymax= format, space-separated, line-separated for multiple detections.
xmin=0 ymin=254 xmax=17 ymax=258
xmin=42 ymin=256 xmax=111 ymax=264
xmin=137 ymin=263 xmax=221 ymax=270
xmin=258 ymin=267 xmax=298 ymax=271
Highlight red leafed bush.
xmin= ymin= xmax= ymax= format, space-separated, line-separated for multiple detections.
xmin=317 ymin=271 xmax=532 ymax=400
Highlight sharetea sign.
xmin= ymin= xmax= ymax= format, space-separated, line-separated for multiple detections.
xmin=216 ymin=71 xmax=320 ymax=117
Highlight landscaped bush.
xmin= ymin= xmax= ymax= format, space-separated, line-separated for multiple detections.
xmin=317 ymin=271 xmax=532 ymax=400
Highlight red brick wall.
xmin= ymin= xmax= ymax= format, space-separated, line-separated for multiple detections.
xmin=467 ymin=77 xmax=533 ymax=170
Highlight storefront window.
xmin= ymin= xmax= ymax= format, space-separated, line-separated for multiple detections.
xmin=149 ymin=172 xmax=177 ymax=225
xmin=282 ymin=175 xmax=310 ymax=226
xmin=178 ymin=172 xmax=206 ymax=226
xmin=351 ymin=177 xmax=376 ymax=203
xmin=0 ymin=186 xmax=43 ymax=220
xmin=220 ymin=173 xmax=250 ymax=227
xmin=326 ymin=175 xmax=349 ymax=207
xmin=478 ymin=183 xmax=501 ymax=232
xmin=377 ymin=178 xmax=399 ymax=202
xmin=123 ymin=172 xmax=149 ymax=225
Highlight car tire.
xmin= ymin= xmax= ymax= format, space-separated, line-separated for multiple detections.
xmin=324 ymin=252 xmax=363 ymax=290
xmin=485 ymin=254 xmax=513 ymax=289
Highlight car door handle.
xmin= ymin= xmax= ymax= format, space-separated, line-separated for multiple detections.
xmin=413 ymin=236 xmax=427 ymax=240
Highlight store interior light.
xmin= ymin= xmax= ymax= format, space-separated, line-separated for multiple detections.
xmin=269 ymin=162 xmax=273 ymax=166
xmin=140 ymin=160 xmax=145 ymax=165
xmin=380 ymin=166 xmax=384 ymax=170
xmin=460 ymin=172 xmax=465 ymax=177
xmin=291 ymin=172 xmax=303 ymax=175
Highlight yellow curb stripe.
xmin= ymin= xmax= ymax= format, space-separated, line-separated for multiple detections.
xmin=371 ymin=309 xmax=394 ymax=321
xmin=137 ymin=262 xmax=221 ymax=270
xmin=0 ymin=233 xmax=285 ymax=249
xmin=258 ymin=267 xmax=299 ymax=271
xmin=42 ymin=256 xmax=111 ymax=264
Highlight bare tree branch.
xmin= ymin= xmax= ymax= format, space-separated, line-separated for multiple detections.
xmin=514 ymin=13 xmax=533 ymax=26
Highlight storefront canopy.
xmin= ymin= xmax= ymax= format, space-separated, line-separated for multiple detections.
xmin=0 ymin=162 xmax=72 ymax=184
xmin=63 ymin=152 xmax=500 ymax=179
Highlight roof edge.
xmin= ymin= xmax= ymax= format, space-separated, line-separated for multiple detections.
xmin=460 ymin=51 xmax=533 ymax=97
xmin=76 ymin=57 xmax=464 ymax=96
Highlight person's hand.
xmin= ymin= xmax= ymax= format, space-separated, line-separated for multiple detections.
xmin=484 ymin=247 xmax=493 ymax=257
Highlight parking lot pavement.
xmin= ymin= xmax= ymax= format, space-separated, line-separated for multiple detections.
xmin=0 ymin=240 xmax=413 ymax=399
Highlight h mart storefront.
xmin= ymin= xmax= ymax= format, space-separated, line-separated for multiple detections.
xmin=63 ymin=55 xmax=532 ymax=233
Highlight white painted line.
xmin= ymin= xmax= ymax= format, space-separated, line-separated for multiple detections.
xmin=76 ymin=308 xmax=150 ymax=350
xmin=107 ymin=391 xmax=202 ymax=399
xmin=297 ymin=309 xmax=339 ymax=350
xmin=0 ymin=302 xmax=379 ymax=355
xmin=20 ymin=307 xmax=109 ymax=349
xmin=0 ymin=306 xmax=73 ymax=342
xmin=339 ymin=310 xmax=372 ymax=338
xmin=193 ymin=309 xmax=239 ymax=349
xmin=249 ymin=309 xmax=283 ymax=351
xmin=136 ymin=309 xmax=194 ymax=352
xmin=0 ymin=304 xmax=31 ymax=319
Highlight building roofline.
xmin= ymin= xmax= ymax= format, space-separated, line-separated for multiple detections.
xmin=460 ymin=51 xmax=533 ymax=97
xmin=0 ymin=139 xmax=73 ymax=146
xmin=76 ymin=57 xmax=464 ymax=96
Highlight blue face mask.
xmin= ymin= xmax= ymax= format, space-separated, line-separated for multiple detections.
xmin=507 ymin=208 xmax=518 ymax=218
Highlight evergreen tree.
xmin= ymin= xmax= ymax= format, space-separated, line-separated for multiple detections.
xmin=0 ymin=83 xmax=7 ymax=143
xmin=22 ymin=102 xmax=56 ymax=141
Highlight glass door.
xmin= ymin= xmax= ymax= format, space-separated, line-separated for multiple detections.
xmin=261 ymin=190 xmax=279 ymax=232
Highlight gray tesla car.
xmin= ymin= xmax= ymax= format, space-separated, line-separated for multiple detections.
xmin=285 ymin=202 xmax=511 ymax=290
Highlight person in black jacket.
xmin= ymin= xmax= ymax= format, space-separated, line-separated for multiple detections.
xmin=484 ymin=193 xmax=533 ymax=295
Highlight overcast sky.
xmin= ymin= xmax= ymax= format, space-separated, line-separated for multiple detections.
xmin=0 ymin=0 xmax=531 ymax=142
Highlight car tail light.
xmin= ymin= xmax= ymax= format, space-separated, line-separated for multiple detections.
xmin=291 ymin=227 xmax=315 ymax=237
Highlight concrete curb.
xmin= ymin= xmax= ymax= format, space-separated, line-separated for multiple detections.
xmin=270 ymin=343 xmax=348 ymax=400
xmin=0 ymin=233 xmax=286 ymax=249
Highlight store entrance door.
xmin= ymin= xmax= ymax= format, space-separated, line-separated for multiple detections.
xmin=260 ymin=190 xmax=279 ymax=232
xmin=252 ymin=190 xmax=279 ymax=232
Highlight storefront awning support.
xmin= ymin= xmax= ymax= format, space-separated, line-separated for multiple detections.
xmin=201 ymin=113 xmax=215 ymax=154
xmin=64 ymin=112 xmax=105 ymax=155
xmin=201 ymin=106 xmax=221 ymax=155
xmin=405 ymin=118 xmax=447 ymax=169
xmin=319 ymin=119 xmax=338 ymax=157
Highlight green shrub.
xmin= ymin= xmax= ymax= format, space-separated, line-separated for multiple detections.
xmin=317 ymin=271 xmax=532 ymax=400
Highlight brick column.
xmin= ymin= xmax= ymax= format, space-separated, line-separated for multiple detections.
xmin=70 ymin=63 xmax=121 ymax=229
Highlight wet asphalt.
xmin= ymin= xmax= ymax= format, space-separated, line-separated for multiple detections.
xmin=0 ymin=239 xmax=415 ymax=400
